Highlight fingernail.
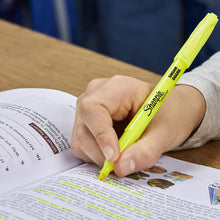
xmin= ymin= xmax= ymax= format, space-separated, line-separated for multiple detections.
xmin=103 ymin=146 xmax=114 ymax=161
xmin=121 ymin=159 xmax=136 ymax=176
xmin=129 ymin=159 xmax=135 ymax=172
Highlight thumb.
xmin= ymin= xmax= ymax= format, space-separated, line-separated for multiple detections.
xmin=114 ymin=136 xmax=162 ymax=177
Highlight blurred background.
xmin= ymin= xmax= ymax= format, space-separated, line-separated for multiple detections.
xmin=0 ymin=0 xmax=219 ymax=75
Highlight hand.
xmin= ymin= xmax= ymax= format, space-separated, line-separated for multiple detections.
xmin=71 ymin=75 xmax=206 ymax=177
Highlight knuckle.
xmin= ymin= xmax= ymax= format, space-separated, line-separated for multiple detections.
xmin=77 ymin=95 xmax=93 ymax=115
xmin=109 ymin=75 xmax=126 ymax=83
xmin=86 ymin=78 xmax=102 ymax=92
xmin=94 ymin=130 xmax=106 ymax=144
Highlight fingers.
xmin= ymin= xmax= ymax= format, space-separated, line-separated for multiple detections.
xmin=72 ymin=81 xmax=121 ymax=166
xmin=75 ymin=92 xmax=121 ymax=163
xmin=71 ymin=116 xmax=105 ymax=167
xmin=71 ymin=75 xmax=154 ymax=167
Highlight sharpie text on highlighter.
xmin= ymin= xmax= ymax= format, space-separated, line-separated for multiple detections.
xmin=168 ymin=66 xmax=181 ymax=80
xmin=143 ymin=90 xmax=168 ymax=116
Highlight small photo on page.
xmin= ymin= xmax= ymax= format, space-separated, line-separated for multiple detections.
xmin=147 ymin=178 xmax=174 ymax=189
xmin=209 ymin=183 xmax=220 ymax=205
xmin=126 ymin=172 xmax=149 ymax=180
xmin=163 ymin=171 xmax=193 ymax=182
xmin=144 ymin=166 xmax=167 ymax=174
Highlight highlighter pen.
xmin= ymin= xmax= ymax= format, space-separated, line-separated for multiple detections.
xmin=98 ymin=13 xmax=218 ymax=180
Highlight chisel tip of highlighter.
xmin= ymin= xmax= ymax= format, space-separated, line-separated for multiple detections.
xmin=98 ymin=172 xmax=106 ymax=180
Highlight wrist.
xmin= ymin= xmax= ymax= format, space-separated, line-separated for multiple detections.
xmin=175 ymin=84 xmax=206 ymax=132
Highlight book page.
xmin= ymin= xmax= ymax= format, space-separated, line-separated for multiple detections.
xmin=0 ymin=88 xmax=82 ymax=194
xmin=1 ymin=156 xmax=220 ymax=219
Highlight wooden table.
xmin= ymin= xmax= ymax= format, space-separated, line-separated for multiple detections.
xmin=1 ymin=20 xmax=219 ymax=169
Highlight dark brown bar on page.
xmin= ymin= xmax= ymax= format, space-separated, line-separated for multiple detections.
xmin=29 ymin=122 xmax=59 ymax=154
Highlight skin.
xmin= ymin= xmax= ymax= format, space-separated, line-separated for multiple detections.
xmin=71 ymin=75 xmax=206 ymax=177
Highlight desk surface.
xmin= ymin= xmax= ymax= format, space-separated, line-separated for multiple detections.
xmin=1 ymin=20 xmax=219 ymax=169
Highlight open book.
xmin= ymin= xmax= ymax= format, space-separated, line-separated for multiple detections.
xmin=1 ymin=88 xmax=220 ymax=220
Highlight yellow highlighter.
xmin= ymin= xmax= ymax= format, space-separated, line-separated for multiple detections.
xmin=98 ymin=13 xmax=218 ymax=180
